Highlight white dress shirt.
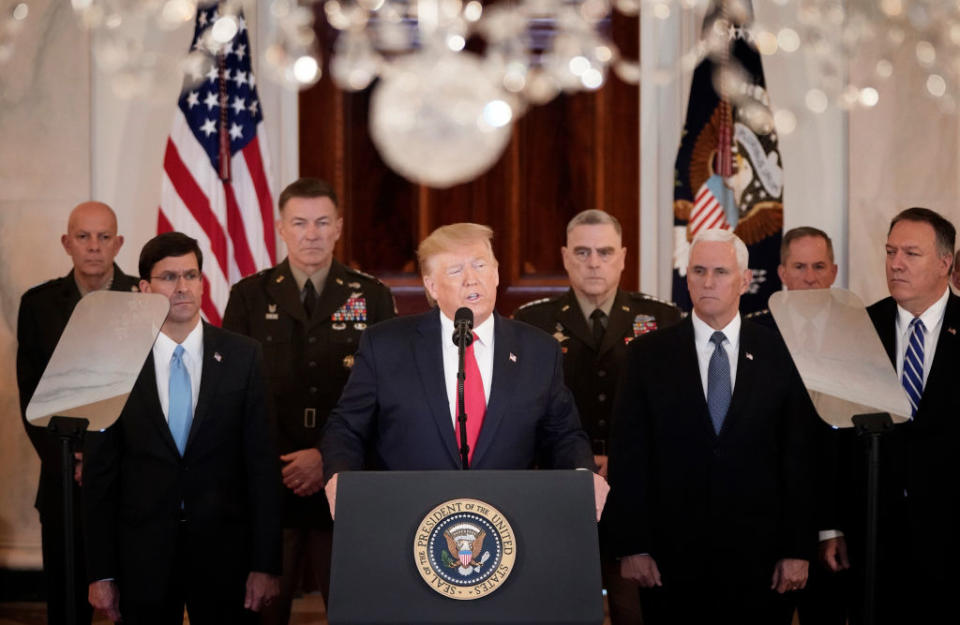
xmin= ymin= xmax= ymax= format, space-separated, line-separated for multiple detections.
xmin=440 ymin=312 xmax=495 ymax=428
xmin=895 ymin=287 xmax=949 ymax=389
xmin=152 ymin=320 xmax=204 ymax=422
xmin=691 ymin=310 xmax=741 ymax=400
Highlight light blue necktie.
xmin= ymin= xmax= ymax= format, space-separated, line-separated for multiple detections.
xmin=902 ymin=317 xmax=925 ymax=417
xmin=707 ymin=331 xmax=731 ymax=434
xmin=169 ymin=345 xmax=193 ymax=455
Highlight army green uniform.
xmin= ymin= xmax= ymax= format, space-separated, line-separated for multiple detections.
xmin=222 ymin=258 xmax=394 ymax=623
xmin=514 ymin=288 xmax=682 ymax=625
xmin=222 ymin=258 xmax=396 ymax=526
xmin=513 ymin=289 xmax=682 ymax=454
xmin=17 ymin=264 xmax=139 ymax=625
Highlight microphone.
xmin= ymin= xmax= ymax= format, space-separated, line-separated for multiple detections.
xmin=452 ymin=307 xmax=474 ymax=347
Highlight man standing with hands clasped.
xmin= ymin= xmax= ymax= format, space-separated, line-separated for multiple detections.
xmin=84 ymin=232 xmax=281 ymax=624
xmin=608 ymin=228 xmax=817 ymax=625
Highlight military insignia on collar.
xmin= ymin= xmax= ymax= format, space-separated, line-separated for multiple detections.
xmin=275 ymin=275 xmax=284 ymax=283
xmin=336 ymin=278 xmax=344 ymax=285
xmin=265 ymin=303 xmax=279 ymax=320
xmin=348 ymin=281 xmax=361 ymax=288
xmin=633 ymin=314 xmax=658 ymax=336
xmin=621 ymin=305 xmax=630 ymax=312
xmin=414 ymin=498 xmax=516 ymax=600
xmin=342 ymin=354 xmax=354 ymax=369
xmin=561 ymin=304 xmax=570 ymax=312
xmin=332 ymin=296 xmax=368 ymax=322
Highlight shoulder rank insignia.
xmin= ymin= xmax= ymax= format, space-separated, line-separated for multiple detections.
xmin=332 ymin=296 xmax=368 ymax=322
xmin=633 ymin=314 xmax=658 ymax=336
xmin=266 ymin=303 xmax=279 ymax=320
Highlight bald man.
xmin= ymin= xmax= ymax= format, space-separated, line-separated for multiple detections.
xmin=17 ymin=201 xmax=139 ymax=625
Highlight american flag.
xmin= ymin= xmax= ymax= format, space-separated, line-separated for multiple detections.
xmin=158 ymin=3 xmax=276 ymax=325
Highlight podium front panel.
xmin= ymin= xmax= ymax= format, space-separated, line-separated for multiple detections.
xmin=328 ymin=470 xmax=603 ymax=625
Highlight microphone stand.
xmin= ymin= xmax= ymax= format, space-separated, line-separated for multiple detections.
xmin=456 ymin=327 xmax=470 ymax=470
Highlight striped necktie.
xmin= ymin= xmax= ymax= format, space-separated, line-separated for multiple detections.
xmin=902 ymin=317 xmax=925 ymax=417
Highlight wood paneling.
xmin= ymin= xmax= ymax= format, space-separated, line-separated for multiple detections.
xmin=299 ymin=5 xmax=639 ymax=316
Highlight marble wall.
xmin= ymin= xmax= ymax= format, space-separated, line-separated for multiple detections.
xmin=0 ymin=1 xmax=296 ymax=569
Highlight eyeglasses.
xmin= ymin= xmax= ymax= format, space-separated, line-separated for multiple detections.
xmin=151 ymin=270 xmax=202 ymax=284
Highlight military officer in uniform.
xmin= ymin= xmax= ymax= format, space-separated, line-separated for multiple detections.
xmin=17 ymin=201 xmax=139 ymax=625
xmin=222 ymin=178 xmax=395 ymax=625
xmin=513 ymin=209 xmax=681 ymax=625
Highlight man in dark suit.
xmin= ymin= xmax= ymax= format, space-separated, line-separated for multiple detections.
xmin=321 ymin=223 xmax=606 ymax=518
xmin=16 ymin=201 xmax=138 ymax=625
xmin=513 ymin=209 xmax=680 ymax=624
xmin=822 ymin=207 xmax=959 ymax=625
xmin=747 ymin=226 xmax=849 ymax=625
xmin=223 ymin=178 xmax=395 ymax=623
xmin=84 ymin=232 xmax=281 ymax=624
xmin=608 ymin=228 xmax=817 ymax=625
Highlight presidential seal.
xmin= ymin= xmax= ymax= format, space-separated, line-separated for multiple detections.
xmin=414 ymin=498 xmax=516 ymax=600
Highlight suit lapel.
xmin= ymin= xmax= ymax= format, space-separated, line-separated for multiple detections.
xmin=723 ymin=321 xmax=759 ymax=437
xmin=311 ymin=261 xmax=352 ymax=330
xmin=676 ymin=318 xmax=716 ymax=438
xmin=874 ymin=297 xmax=898 ymax=366
xmin=138 ymin=352 xmax=181 ymax=458
xmin=556 ymin=291 xmax=594 ymax=347
xmin=919 ymin=293 xmax=960 ymax=410
xmin=185 ymin=323 xmax=224 ymax=455
xmin=472 ymin=313 xmax=517 ymax=467
xmin=413 ymin=309 xmax=462 ymax=467
xmin=267 ymin=259 xmax=307 ymax=324
xmin=598 ymin=290 xmax=631 ymax=356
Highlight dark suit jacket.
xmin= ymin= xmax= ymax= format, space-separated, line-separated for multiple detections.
xmin=16 ymin=264 xmax=140 ymax=521
xmin=842 ymin=294 xmax=960 ymax=591
xmin=222 ymin=258 xmax=395 ymax=527
xmin=608 ymin=316 xmax=817 ymax=588
xmin=513 ymin=289 xmax=682 ymax=453
xmin=83 ymin=323 xmax=282 ymax=603
xmin=320 ymin=309 xmax=595 ymax=476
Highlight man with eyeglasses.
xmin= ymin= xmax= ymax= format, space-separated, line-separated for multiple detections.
xmin=16 ymin=201 xmax=139 ymax=625
xmin=84 ymin=232 xmax=281 ymax=624
xmin=512 ymin=209 xmax=681 ymax=625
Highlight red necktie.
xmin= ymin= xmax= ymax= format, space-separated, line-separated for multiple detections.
xmin=456 ymin=332 xmax=486 ymax=466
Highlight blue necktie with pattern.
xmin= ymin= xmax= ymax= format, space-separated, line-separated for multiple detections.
xmin=168 ymin=344 xmax=193 ymax=455
xmin=707 ymin=331 xmax=731 ymax=434
xmin=902 ymin=317 xmax=925 ymax=417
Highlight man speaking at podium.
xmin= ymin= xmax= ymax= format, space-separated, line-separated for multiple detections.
xmin=321 ymin=223 xmax=606 ymax=517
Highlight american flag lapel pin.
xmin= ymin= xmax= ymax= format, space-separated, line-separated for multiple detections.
xmin=214 ymin=352 xmax=222 ymax=362
xmin=509 ymin=352 xmax=518 ymax=363
xmin=745 ymin=352 xmax=754 ymax=361
xmin=948 ymin=327 xmax=957 ymax=335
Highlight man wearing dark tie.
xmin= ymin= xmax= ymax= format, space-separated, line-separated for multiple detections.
xmin=512 ymin=209 xmax=681 ymax=624
xmin=822 ymin=207 xmax=959 ymax=625
xmin=84 ymin=232 xmax=281 ymax=624
xmin=608 ymin=228 xmax=817 ymax=625
xmin=321 ymin=223 xmax=607 ymax=519
xmin=17 ymin=201 xmax=139 ymax=625
xmin=222 ymin=178 xmax=395 ymax=623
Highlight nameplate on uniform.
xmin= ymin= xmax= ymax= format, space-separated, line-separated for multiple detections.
xmin=413 ymin=498 xmax=516 ymax=600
